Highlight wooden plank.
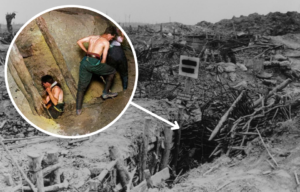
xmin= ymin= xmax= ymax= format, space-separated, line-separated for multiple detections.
xmin=131 ymin=168 xmax=170 ymax=192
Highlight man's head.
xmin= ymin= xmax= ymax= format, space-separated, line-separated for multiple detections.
xmin=103 ymin=26 xmax=117 ymax=41
xmin=41 ymin=75 xmax=54 ymax=88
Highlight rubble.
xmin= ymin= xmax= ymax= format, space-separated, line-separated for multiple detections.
xmin=1 ymin=9 xmax=300 ymax=192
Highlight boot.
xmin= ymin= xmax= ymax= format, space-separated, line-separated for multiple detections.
xmin=102 ymin=92 xmax=118 ymax=99
xmin=122 ymin=76 xmax=128 ymax=90
xmin=102 ymin=73 xmax=118 ymax=99
xmin=76 ymin=91 xmax=84 ymax=115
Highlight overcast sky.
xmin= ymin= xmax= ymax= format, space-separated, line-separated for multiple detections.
xmin=0 ymin=0 xmax=300 ymax=25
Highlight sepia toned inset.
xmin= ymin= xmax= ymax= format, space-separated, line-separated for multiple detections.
xmin=6 ymin=6 xmax=137 ymax=137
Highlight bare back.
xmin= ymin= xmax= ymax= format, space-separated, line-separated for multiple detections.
xmin=77 ymin=35 xmax=110 ymax=63
xmin=87 ymin=36 xmax=108 ymax=56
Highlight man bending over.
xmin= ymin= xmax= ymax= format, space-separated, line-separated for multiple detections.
xmin=76 ymin=26 xmax=118 ymax=115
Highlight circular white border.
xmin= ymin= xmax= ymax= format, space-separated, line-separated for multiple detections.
xmin=4 ymin=5 xmax=138 ymax=139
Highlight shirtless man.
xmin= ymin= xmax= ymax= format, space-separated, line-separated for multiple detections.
xmin=41 ymin=75 xmax=64 ymax=119
xmin=76 ymin=26 xmax=118 ymax=115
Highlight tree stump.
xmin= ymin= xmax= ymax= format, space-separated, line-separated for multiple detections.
xmin=27 ymin=152 xmax=44 ymax=192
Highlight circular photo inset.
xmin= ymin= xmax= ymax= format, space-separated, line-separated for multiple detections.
xmin=5 ymin=6 xmax=137 ymax=138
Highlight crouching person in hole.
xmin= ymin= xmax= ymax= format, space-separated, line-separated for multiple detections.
xmin=41 ymin=75 xmax=64 ymax=119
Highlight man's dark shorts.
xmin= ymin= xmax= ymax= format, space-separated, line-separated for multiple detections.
xmin=48 ymin=103 xmax=64 ymax=119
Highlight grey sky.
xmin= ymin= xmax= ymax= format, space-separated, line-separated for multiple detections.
xmin=1 ymin=0 xmax=300 ymax=25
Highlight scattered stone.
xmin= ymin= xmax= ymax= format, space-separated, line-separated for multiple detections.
xmin=236 ymin=63 xmax=248 ymax=71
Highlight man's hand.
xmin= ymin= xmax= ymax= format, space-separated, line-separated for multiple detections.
xmin=46 ymin=87 xmax=51 ymax=94
xmin=77 ymin=36 xmax=91 ymax=53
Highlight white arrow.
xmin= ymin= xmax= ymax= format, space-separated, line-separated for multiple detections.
xmin=130 ymin=102 xmax=180 ymax=130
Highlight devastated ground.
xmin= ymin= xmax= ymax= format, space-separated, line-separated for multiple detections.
xmin=1 ymin=11 xmax=300 ymax=192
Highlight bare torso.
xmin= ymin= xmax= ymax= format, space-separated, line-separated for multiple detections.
xmin=87 ymin=36 xmax=107 ymax=55
xmin=54 ymin=86 xmax=64 ymax=103
xmin=42 ymin=86 xmax=64 ymax=107
xmin=77 ymin=35 xmax=111 ymax=63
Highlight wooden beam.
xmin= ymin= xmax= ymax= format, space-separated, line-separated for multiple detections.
xmin=0 ymin=136 xmax=37 ymax=192
xmin=253 ymin=79 xmax=292 ymax=107
xmin=131 ymin=168 xmax=170 ymax=192
xmin=109 ymin=146 xmax=130 ymax=189
xmin=160 ymin=126 xmax=173 ymax=170
xmin=8 ymin=44 xmax=45 ymax=116
xmin=36 ymin=16 xmax=77 ymax=100
xmin=209 ymin=91 xmax=245 ymax=141
xmin=97 ymin=160 xmax=117 ymax=183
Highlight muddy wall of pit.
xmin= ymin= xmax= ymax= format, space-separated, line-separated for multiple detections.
xmin=11 ymin=8 xmax=123 ymax=107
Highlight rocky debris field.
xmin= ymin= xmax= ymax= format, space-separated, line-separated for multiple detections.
xmin=1 ymin=11 xmax=300 ymax=192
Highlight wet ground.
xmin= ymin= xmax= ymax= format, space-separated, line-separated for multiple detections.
xmin=55 ymin=90 xmax=133 ymax=136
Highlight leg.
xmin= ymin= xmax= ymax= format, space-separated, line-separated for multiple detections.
xmin=76 ymin=62 xmax=93 ymax=114
xmin=118 ymin=58 xmax=128 ymax=90
xmin=48 ymin=105 xmax=61 ymax=119
xmin=103 ymin=73 xmax=114 ymax=94
xmin=91 ymin=62 xmax=118 ymax=99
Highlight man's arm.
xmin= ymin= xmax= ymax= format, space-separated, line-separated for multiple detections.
xmin=42 ymin=94 xmax=50 ymax=104
xmin=101 ymin=41 xmax=109 ymax=63
xmin=46 ymin=87 xmax=60 ymax=106
xmin=77 ymin=36 xmax=91 ymax=53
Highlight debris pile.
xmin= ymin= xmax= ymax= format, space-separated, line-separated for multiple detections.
xmin=196 ymin=11 xmax=300 ymax=36
xmin=124 ymin=19 xmax=300 ymax=179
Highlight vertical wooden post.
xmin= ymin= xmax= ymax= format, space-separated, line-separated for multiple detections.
xmin=173 ymin=108 xmax=183 ymax=173
xmin=109 ymin=146 xmax=130 ymax=189
xmin=45 ymin=149 xmax=60 ymax=185
xmin=138 ymin=142 xmax=143 ymax=181
xmin=160 ymin=126 xmax=173 ymax=170
xmin=89 ymin=179 xmax=100 ymax=192
xmin=110 ymin=168 xmax=117 ymax=188
xmin=144 ymin=169 xmax=153 ymax=189
xmin=173 ymin=28 xmax=175 ymax=41
xmin=184 ymin=78 xmax=192 ymax=94
xmin=27 ymin=152 xmax=44 ymax=192
xmin=151 ymin=136 xmax=162 ymax=174
xmin=232 ymin=21 xmax=237 ymax=39
xmin=141 ymin=117 xmax=151 ymax=181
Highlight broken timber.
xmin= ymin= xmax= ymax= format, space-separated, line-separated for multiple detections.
xmin=253 ymin=78 xmax=292 ymax=107
xmin=109 ymin=146 xmax=130 ymax=189
xmin=209 ymin=90 xmax=245 ymax=141
xmin=160 ymin=126 xmax=173 ymax=170
xmin=0 ymin=136 xmax=37 ymax=192
xmin=97 ymin=160 xmax=117 ymax=183
xmin=131 ymin=167 xmax=170 ymax=192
